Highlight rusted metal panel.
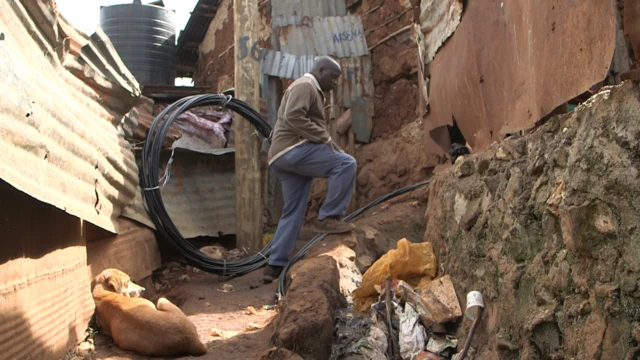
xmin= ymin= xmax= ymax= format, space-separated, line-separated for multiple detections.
xmin=271 ymin=0 xmax=346 ymax=27
xmin=0 ymin=0 xmax=141 ymax=233
xmin=335 ymin=56 xmax=374 ymax=108
xmin=427 ymin=0 xmax=616 ymax=152
xmin=131 ymin=96 xmax=182 ymax=148
xmin=124 ymin=150 xmax=236 ymax=238
xmin=624 ymin=0 xmax=640 ymax=62
xmin=87 ymin=218 xmax=162 ymax=282
xmin=260 ymin=51 xmax=373 ymax=109
xmin=259 ymin=49 xmax=315 ymax=79
xmin=351 ymin=96 xmax=372 ymax=143
xmin=276 ymin=15 xmax=369 ymax=58
xmin=419 ymin=0 xmax=463 ymax=64
xmin=0 ymin=180 xmax=94 ymax=360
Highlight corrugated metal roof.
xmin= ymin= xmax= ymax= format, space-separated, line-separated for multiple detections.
xmin=276 ymin=15 xmax=369 ymax=58
xmin=0 ymin=0 xmax=141 ymax=233
xmin=259 ymin=49 xmax=315 ymax=79
xmin=176 ymin=0 xmax=222 ymax=76
xmin=123 ymin=149 xmax=236 ymax=238
xmin=271 ymin=0 xmax=346 ymax=27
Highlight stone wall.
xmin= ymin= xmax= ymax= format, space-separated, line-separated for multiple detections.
xmin=424 ymin=81 xmax=640 ymax=359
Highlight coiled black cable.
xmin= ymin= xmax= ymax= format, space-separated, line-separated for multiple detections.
xmin=140 ymin=93 xmax=431 ymax=288
xmin=141 ymin=94 xmax=273 ymax=276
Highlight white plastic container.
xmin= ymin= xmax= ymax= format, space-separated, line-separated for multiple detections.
xmin=465 ymin=290 xmax=484 ymax=320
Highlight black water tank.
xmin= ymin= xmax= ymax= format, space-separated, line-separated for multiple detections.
xmin=100 ymin=1 xmax=176 ymax=86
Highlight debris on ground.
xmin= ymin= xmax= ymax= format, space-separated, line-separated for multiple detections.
xmin=352 ymin=238 xmax=437 ymax=311
xmin=210 ymin=328 xmax=241 ymax=339
xmin=247 ymin=306 xmax=259 ymax=315
xmin=218 ymin=283 xmax=234 ymax=292
xmin=245 ymin=322 xmax=265 ymax=331
xmin=331 ymin=235 xmax=489 ymax=360
xmin=417 ymin=275 xmax=462 ymax=325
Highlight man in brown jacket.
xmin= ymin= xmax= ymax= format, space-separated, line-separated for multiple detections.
xmin=264 ymin=56 xmax=357 ymax=282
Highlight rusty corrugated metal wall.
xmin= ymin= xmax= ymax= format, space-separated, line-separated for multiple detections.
xmin=426 ymin=0 xmax=617 ymax=154
xmin=0 ymin=180 xmax=94 ymax=359
xmin=124 ymin=150 xmax=237 ymax=238
xmin=0 ymin=0 xmax=141 ymax=233
xmin=275 ymin=15 xmax=369 ymax=57
xmin=0 ymin=1 xmax=154 ymax=358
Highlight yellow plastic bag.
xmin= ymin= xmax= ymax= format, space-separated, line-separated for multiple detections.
xmin=352 ymin=238 xmax=437 ymax=312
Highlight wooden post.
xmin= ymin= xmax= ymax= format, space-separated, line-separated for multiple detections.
xmin=234 ymin=0 xmax=262 ymax=251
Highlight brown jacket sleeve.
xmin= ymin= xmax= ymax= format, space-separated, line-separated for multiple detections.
xmin=282 ymin=82 xmax=331 ymax=143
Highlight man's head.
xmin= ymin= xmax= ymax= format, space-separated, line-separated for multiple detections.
xmin=309 ymin=56 xmax=342 ymax=92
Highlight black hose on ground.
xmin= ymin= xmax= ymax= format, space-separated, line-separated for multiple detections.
xmin=140 ymin=93 xmax=431 ymax=291
xmin=275 ymin=180 xmax=430 ymax=297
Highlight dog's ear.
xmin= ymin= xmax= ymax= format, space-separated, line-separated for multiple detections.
xmin=107 ymin=277 xmax=125 ymax=294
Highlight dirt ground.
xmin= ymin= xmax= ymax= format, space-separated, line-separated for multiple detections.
xmin=70 ymin=191 xmax=429 ymax=360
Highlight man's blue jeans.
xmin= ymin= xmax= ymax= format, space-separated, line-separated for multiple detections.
xmin=268 ymin=142 xmax=357 ymax=267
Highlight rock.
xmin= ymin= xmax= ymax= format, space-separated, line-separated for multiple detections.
xmin=455 ymin=157 xmax=476 ymax=178
xmin=260 ymin=347 xmax=304 ymax=360
xmin=453 ymin=192 xmax=484 ymax=231
xmin=532 ymin=321 xmax=562 ymax=357
xmin=496 ymin=332 xmax=519 ymax=351
xmin=423 ymin=82 xmax=640 ymax=359
xmin=632 ymin=323 xmax=640 ymax=343
xmin=179 ymin=274 xmax=191 ymax=282
xmin=75 ymin=341 xmax=94 ymax=355
xmin=495 ymin=146 xmax=512 ymax=161
xmin=272 ymin=256 xmax=346 ymax=360
xmin=418 ymin=275 xmax=462 ymax=324
xmin=559 ymin=200 xmax=618 ymax=256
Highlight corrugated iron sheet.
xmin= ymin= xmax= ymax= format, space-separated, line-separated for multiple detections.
xmin=123 ymin=149 xmax=236 ymax=238
xmin=0 ymin=0 xmax=141 ymax=233
xmin=427 ymin=0 xmax=616 ymax=153
xmin=87 ymin=218 xmax=161 ymax=282
xmin=276 ymin=16 xmax=369 ymax=58
xmin=259 ymin=50 xmax=373 ymax=109
xmin=419 ymin=0 xmax=463 ymax=64
xmin=131 ymin=95 xmax=182 ymax=148
xmin=271 ymin=0 xmax=346 ymax=27
xmin=260 ymin=49 xmax=315 ymax=79
xmin=0 ymin=250 xmax=94 ymax=359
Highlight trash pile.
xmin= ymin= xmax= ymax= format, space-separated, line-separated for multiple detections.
xmin=331 ymin=239 xmax=485 ymax=360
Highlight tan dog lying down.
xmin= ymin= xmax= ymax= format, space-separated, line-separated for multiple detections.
xmin=91 ymin=268 xmax=207 ymax=357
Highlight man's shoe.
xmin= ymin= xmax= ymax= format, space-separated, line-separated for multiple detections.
xmin=263 ymin=265 xmax=284 ymax=284
xmin=312 ymin=217 xmax=356 ymax=234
